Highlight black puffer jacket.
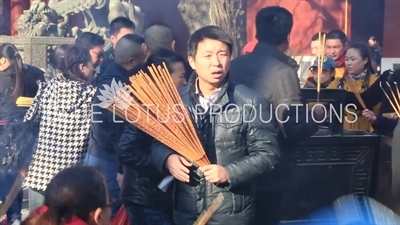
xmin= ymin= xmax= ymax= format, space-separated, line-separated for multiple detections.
xmin=151 ymin=73 xmax=280 ymax=225
xmin=118 ymin=125 xmax=171 ymax=209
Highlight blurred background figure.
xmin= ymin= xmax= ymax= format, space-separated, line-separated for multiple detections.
xmin=310 ymin=31 xmax=327 ymax=59
xmin=368 ymin=36 xmax=382 ymax=75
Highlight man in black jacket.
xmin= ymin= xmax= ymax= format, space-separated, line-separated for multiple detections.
xmin=142 ymin=22 xmax=193 ymax=80
xmin=97 ymin=17 xmax=136 ymax=83
xmin=86 ymin=34 xmax=146 ymax=218
xmin=118 ymin=59 xmax=188 ymax=224
xmin=151 ymin=25 xmax=280 ymax=225
xmin=229 ymin=6 xmax=324 ymax=225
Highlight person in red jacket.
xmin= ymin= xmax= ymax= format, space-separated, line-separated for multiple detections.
xmin=21 ymin=166 xmax=112 ymax=225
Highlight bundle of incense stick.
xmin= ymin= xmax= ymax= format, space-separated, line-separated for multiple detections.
xmin=108 ymin=63 xmax=210 ymax=167
xmin=317 ymin=31 xmax=326 ymax=101
xmin=380 ymin=81 xmax=400 ymax=118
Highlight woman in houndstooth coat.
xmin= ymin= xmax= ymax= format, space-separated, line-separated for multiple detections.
xmin=23 ymin=46 xmax=96 ymax=194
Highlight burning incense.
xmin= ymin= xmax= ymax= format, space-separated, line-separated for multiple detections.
xmin=108 ymin=63 xmax=210 ymax=167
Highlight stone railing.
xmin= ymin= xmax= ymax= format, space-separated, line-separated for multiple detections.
xmin=0 ymin=36 xmax=75 ymax=69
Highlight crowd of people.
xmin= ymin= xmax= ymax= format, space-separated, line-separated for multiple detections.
xmin=0 ymin=5 xmax=399 ymax=225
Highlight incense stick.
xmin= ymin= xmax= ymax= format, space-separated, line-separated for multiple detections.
xmin=380 ymin=82 xmax=400 ymax=118
xmin=386 ymin=82 xmax=400 ymax=113
xmin=193 ymin=193 xmax=224 ymax=225
xmin=317 ymin=32 xmax=326 ymax=102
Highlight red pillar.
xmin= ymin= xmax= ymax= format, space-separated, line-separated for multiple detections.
xmin=382 ymin=0 xmax=400 ymax=57
xmin=10 ymin=0 xmax=29 ymax=35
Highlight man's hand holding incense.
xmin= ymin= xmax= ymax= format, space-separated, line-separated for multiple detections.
xmin=200 ymin=165 xmax=229 ymax=184
xmin=166 ymin=154 xmax=192 ymax=182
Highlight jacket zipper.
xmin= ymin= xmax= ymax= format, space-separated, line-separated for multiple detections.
xmin=204 ymin=113 xmax=216 ymax=211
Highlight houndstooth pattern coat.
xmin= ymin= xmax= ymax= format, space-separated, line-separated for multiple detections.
xmin=23 ymin=77 xmax=95 ymax=191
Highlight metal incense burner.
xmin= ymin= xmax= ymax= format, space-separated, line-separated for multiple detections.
xmin=280 ymin=89 xmax=382 ymax=223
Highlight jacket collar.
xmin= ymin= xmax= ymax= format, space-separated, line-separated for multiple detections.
xmin=253 ymin=42 xmax=300 ymax=71
xmin=186 ymin=72 xmax=230 ymax=111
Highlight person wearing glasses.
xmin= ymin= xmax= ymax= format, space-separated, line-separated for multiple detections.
xmin=75 ymin=32 xmax=105 ymax=87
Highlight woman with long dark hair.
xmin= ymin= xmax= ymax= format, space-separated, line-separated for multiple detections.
xmin=44 ymin=44 xmax=71 ymax=81
xmin=22 ymin=166 xmax=112 ymax=225
xmin=23 ymin=45 xmax=96 ymax=211
xmin=0 ymin=43 xmax=44 ymax=225
xmin=338 ymin=42 xmax=380 ymax=131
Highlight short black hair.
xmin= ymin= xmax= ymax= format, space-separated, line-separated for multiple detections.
xmin=114 ymin=34 xmax=145 ymax=65
xmin=109 ymin=17 xmax=136 ymax=36
xmin=311 ymin=32 xmax=327 ymax=41
xmin=326 ymin=30 xmax=348 ymax=44
xmin=187 ymin=26 xmax=233 ymax=57
xmin=147 ymin=49 xmax=186 ymax=73
xmin=255 ymin=6 xmax=293 ymax=45
xmin=75 ymin=32 xmax=105 ymax=50
xmin=143 ymin=23 xmax=174 ymax=53
xmin=369 ymin=36 xmax=376 ymax=41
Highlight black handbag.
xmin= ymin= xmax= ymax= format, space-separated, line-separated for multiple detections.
xmin=0 ymin=119 xmax=38 ymax=173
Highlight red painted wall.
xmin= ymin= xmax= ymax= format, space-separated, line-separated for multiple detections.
xmin=10 ymin=0 xmax=29 ymax=35
xmin=246 ymin=0 xmax=351 ymax=55
xmin=382 ymin=0 xmax=400 ymax=57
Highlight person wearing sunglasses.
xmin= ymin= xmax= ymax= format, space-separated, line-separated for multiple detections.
xmin=304 ymin=56 xmax=336 ymax=88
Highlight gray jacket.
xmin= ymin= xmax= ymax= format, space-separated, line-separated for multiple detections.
xmin=230 ymin=42 xmax=318 ymax=191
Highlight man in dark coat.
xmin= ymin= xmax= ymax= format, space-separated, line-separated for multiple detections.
xmin=151 ymin=25 xmax=280 ymax=225
xmin=142 ymin=22 xmax=193 ymax=80
xmin=86 ymin=34 xmax=146 ymax=218
xmin=230 ymin=6 xmax=324 ymax=225
xmin=97 ymin=17 xmax=136 ymax=83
